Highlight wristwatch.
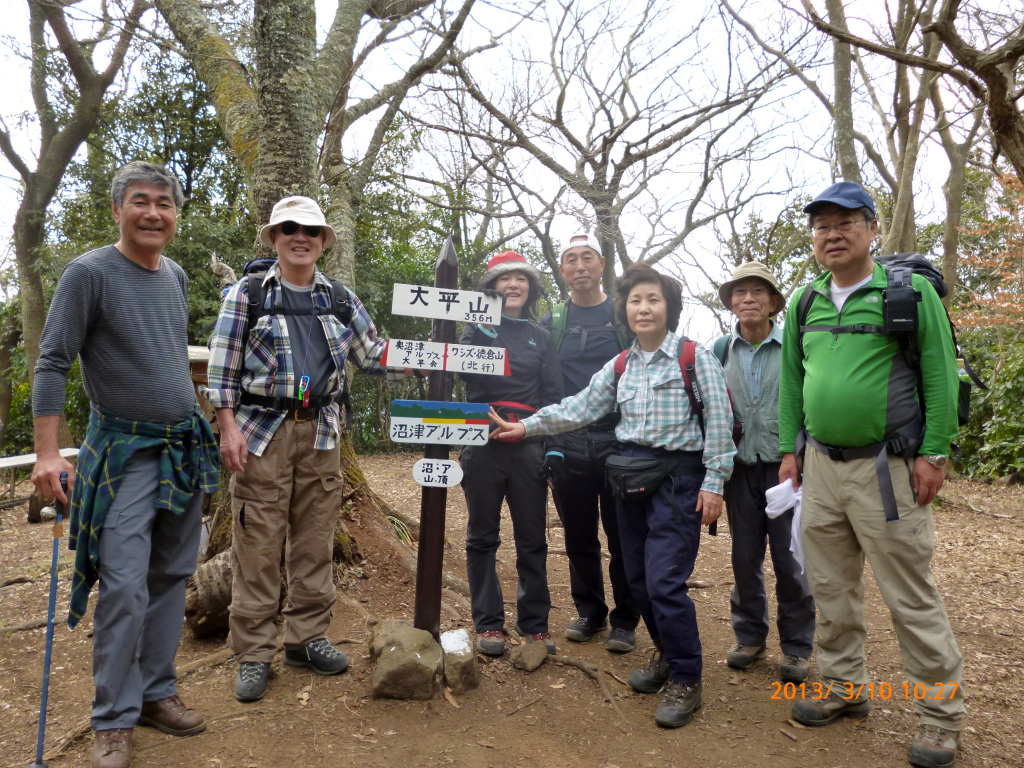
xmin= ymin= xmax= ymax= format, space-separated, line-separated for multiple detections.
xmin=924 ymin=455 xmax=948 ymax=469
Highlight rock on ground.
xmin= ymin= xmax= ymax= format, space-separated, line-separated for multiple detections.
xmin=511 ymin=641 xmax=549 ymax=672
xmin=371 ymin=623 xmax=443 ymax=700
xmin=440 ymin=629 xmax=479 ymax=694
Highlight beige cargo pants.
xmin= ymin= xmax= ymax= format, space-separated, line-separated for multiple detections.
xmin=228 ymin=417 xmax=343 ymax=662
xmin=802 ymin=448 xmax=966 ymax=729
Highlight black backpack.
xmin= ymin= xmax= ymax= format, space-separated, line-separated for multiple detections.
xmin=240 ymin=258 xmax=355 ymax=428
xmin=795 ymin=253 xmax=986 ymax=428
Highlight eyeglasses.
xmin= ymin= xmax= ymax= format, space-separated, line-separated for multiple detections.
xmin=732 ymin=286 xmax=770 ymax=298
xmin=279 ymin=221 xmax=322 ymax=238
xmin=811 ymin=219 xmax=870 ymax=240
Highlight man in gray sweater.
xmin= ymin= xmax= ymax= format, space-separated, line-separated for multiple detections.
xmin=715 ymin=262 xmax=816 ymax=683
xmin=32 ymin=162 xmax=217 ymax=768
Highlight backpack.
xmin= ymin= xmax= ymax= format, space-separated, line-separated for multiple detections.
xmin=712 ymin=335 xmax=731 ymax=367
xmin=549 ymin=300 xmax=632 ymax=352
xmin=795 ymin=253 xmax=987 ymax=429
xmin=240 ymin=258 xmax=355 ymax=428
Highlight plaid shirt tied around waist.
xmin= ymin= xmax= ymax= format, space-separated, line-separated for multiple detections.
xmin=201 ymin=264 xmax=401 ymax=456
xmin=522 ymin=331 xmax=736 ymax=495
xmin=67 ymin=403 xmax=220 ymax=628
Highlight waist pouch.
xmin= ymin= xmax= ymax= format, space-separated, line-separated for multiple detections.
xmin=604 ymin=453 xmax=702 ymax=501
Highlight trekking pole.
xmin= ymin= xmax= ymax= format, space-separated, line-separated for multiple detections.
xmin=30 ymin=471 xmax=67 ymax=768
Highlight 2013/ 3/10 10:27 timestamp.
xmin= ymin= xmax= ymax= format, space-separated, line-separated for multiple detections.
xmin=771 ymin=681 xmax=960 ymax=701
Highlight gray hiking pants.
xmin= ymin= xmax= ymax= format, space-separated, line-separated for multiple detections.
xmin=92 ymin=446 xmax=204 ymax=730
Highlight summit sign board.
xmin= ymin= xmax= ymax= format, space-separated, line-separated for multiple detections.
xmin=391 ymin=284 xmax=502 ymax=325
xmin=389 ymin=400 xmax=491 ymax=446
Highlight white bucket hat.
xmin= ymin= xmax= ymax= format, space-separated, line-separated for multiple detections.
xmin=559 ymin=231 xmax=602 ymax=260
xmin=259 ymin=196 xmax=337 ymax=249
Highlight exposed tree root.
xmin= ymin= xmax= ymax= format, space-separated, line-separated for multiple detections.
xmin=550 ymin=654 xmax=626 ymax=721
xmin=0 ymin=618 xmax=45 ymax=634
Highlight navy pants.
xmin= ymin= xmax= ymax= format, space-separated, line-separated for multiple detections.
xmin=615 ymin=445 xmax=705 ymax=684
xmin=724 ymin=460 xmax=815 ymax=657
xmin=550 ymin=429 xmax=639 ymax=631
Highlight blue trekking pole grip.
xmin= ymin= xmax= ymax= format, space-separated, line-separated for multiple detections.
xmin=31 ymin=471 xmax=67 ymax=768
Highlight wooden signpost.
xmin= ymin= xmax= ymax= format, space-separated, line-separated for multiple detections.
xmin=412 ymin=237 xmax=459 ymax=639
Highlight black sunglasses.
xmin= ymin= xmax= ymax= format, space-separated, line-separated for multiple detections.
xmin=279 ymin=221 xmax=322 ymax=238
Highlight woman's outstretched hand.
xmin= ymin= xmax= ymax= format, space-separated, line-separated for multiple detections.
xmin=488 ymin=407 xmax=527 ymax=442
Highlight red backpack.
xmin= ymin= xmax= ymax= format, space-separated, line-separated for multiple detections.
xmin=612 ymin=339 xmax=742 ymax=446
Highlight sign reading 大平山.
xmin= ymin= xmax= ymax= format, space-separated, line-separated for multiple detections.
xmin=390 ymin=400 xmax=491 ymax=446
xmin=383 ymin=340 xmax=509 ymax=376
xmin=392 ymin=284 xmax=502 ymax=325
xmin=412 ymin=459 xmax=464 ymax=488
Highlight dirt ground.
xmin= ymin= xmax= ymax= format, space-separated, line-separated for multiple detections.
xmin=1 ymin=455 xmax=1022 ymax=768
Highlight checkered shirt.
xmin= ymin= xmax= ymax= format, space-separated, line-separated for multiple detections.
xmin=201 ymin=263 xmax=400 ymax=456
xmin=522 ymin=331 xmax=736 ymax=495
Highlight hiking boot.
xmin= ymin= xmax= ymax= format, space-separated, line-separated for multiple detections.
xmin=628 ymin=648 xmax=670 ymax=694
xmin=909 ymin=724 xmax=960 ymax=768
xmin=234 ymin=661 xmax=271 ymax=702
xmin=477 ymin=630 xmax=506 ymax=656
xmin=139 ymin=694 xmax=206 ymax=736
xmin=91 ymin=728 xmax=133 ymax=768
xmin=791 ymin=687 xmax=869 ymax=726
xmin=726 ymin=642 xmax=767 ymax=670
xmin=565 ymin=616 xmax=608 ymax=643
xmin=284 ymin=638 xmax=350 ymax=676
xmin=606 ymin=627 xmax=636 ymax=653
xmin=781 ymin=655 xmax=811 ymax=683
xmin=523 ymin=632 xmax=557 ymax=654
xmin=654 ymin=680 xmax=702 ymax=728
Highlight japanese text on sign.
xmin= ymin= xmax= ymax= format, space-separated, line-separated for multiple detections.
xmin=412 ymin=459 xmax=464 ymax=488
xmin=392 ymin=284 xmax=502 ymax=325
xmin=390 ymin=400 xmax=491 ymax=446
xmin=383 ymin=340 xmax=509 ymax=377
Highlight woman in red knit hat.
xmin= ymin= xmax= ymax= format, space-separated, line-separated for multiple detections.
xmin=459 ymin=251 xmax=564 ymax=657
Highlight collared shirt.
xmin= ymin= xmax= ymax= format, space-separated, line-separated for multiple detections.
xmin=727 ymin=320 xmax=783 ymax=402
xmin=521 ymin=331 xmax=736 ymax=495
xmin=68 ymin=404 xmax=219 ymax=628
xmin=202 ymin=264 xmax=398 ymax=456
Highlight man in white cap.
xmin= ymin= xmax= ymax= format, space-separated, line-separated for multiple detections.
xmin=204 ymin=196 xmax=400 ymax=702
xmin=713 ymin=262 xmax=815 ymax=683
xmin=540 ymin=232 xmax=639 ymax=653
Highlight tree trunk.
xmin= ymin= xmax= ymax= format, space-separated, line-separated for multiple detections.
xmin=14 ymin=202 xmax=48 ymax=388
xmin=0 ymin=315 xmax=20 ymax=449
xmin=825 ymin=0 xmax=861 ymax=183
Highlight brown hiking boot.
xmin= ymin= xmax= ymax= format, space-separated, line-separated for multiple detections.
xmin=139 ymin=693 xmax=207 ymax=736
xmin=781 ymin=655 xmax=811 ymax=683
xmin=726 ymin=643 xmax=767 ymax=670
xmin=909 ymin=724 xmax=960 ymax=768
xmin=792 ymin=687 xmax=869 ymax=726
xmin=92 ymin=728 xmax=133 ymax=768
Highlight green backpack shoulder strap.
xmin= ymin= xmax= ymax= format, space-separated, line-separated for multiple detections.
xmin=549 ymin=301 xmax=568 ymax=349
xmin=712 ymin=335 xmax=730 ymax=366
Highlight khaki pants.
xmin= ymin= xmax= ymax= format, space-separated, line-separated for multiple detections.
xmin=228 ymin=418 xmax=343 ymax=662
xmin=802 ymin=448 xmax=966 ymax=729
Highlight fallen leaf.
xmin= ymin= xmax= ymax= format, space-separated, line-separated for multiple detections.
xmin=728 ymin=675 xmax=741 ymax=685
xmin=786 ymin=719 xmax=807 ymax=729
xmin=444 ymin=688 xmax=461 ymax=709
xmin=296 ymin=690 xmax=310 ymax=706
xmin=549 ymin=683 xmax=566 ymax=689
xmin=477 ymin=740 xmax=495 ymax=748
xmin=384 ymin=730 xmax=397 ymax=736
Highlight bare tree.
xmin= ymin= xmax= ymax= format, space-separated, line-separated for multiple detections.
xmin=415 ymin=0 xmax=794 ymax=294
xmin=799 ymin=0 xmax=1024 ymax=183
xmin=0 ymin=0 xmax=148 ymax=387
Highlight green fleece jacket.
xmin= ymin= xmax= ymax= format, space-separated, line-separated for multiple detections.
xmin=779 ymin=263 xmax=958 ymax=456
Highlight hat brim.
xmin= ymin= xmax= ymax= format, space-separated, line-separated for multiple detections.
xmin=478 ymin=260 xmax=544 ymax=289
xmin=803 ymin=197 xmax=875 ymax=217
xmin=259 ymin=221 xmax=337 ymax=250
xmin=718 ymin=277 xmax=786 ymax=316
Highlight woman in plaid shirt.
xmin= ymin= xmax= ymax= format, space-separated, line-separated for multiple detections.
xmin=491 ymin=263 xmax=736 ymax=729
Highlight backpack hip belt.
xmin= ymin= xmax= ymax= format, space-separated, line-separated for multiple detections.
xmin=794 ymin=419 xmax=921 ymax=524
xmin=239 ymin=392 xmax=337 ymax=412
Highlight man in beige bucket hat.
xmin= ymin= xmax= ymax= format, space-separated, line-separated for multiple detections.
xmin=204 ymin=196 xmax=402 ymax=702
xmin=712 ymin=262 xmax=816 ymax=683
